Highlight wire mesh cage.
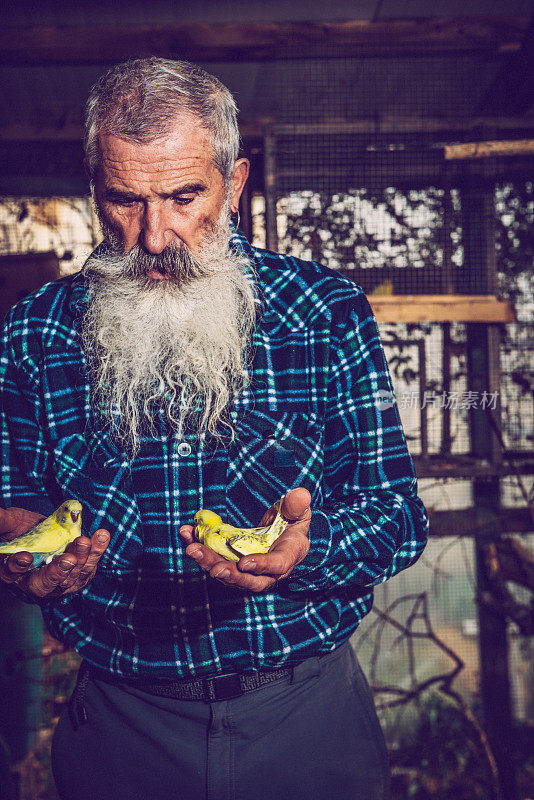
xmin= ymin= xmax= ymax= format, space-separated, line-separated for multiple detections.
xmin=1 ymin=20 xmax=533 ymax=800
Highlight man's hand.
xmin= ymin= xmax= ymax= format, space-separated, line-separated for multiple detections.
xmin=0 ymin=505 xmax=110 ymax=600
xmin=179 ymin=488 xmax=311 ymax=593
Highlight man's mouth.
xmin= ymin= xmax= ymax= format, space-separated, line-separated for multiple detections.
xmin=147 ymin=267 xmax=172 ymax=281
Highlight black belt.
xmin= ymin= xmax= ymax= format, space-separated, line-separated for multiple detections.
xmin=84 ymin=661 xmax=293 ymax=703
xmin=69 ymin=650 xmax=338 ymax=729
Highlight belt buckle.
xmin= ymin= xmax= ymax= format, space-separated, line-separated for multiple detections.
xmin=204 ymin=673 xmax=244 ymax=702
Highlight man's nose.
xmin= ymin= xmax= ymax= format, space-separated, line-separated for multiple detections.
xmin=141 ymin=202 xmax=174 ymax=254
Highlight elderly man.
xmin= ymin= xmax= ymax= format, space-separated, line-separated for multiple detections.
xmin=0 ymin=58 xmax=427 ymax=800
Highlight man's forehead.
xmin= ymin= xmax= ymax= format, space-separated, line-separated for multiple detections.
xmin=97 ymin=113 xmax=216 ymax=171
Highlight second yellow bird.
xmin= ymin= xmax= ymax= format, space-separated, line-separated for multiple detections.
xmin=193 ymin=503 xmax=287 ymax=562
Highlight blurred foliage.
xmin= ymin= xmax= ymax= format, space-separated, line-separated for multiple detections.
xmin=11 ymin=633 xmax=79 ymax=800
xmin=388 ymin=692 xmax=534 ymax=800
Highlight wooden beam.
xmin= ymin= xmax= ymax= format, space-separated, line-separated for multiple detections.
xmin=2 ymin=117 xmax=534 ymax=144
xmin=428 ymin=508 xmax=534 ymax=536
xmin=369 ymin=294 xmax=514 ymax=323
xmin=0 ymin=16 xmax=528 ymax=66
xmin=445 ymin=138 xmax=534 ymax=160
xmin=272 ymin=117 xmax=534 ymax=136
xmin=414 ymin=454 xmax=534 ymax=478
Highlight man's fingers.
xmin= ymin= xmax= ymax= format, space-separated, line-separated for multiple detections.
xmin=0 ymin=527 xmax=110 ymax=599
xmin=281 ymin=487 xmax=312 ymax=522
xmin=186 ymin=542 xmax=220 ymax=570
xmin=183 ymin=489 xmax=312 ymax=591
xmin=65 ymin=529 xmax=110 ymax=590
xmin=238 ymin=532 xmax=310 ymax=577
xmin=57 ymin=536 xmax=93 ymax=587
xmin=240 ymin=489 xmax=312 ymax=576
xmin=258 ymin=487 xmax=312 ymax=527
xmin=26 ymin=556 xmax=77 ymax=597
xmin=179 ymin=525 xmax=194 ymax=545
xmin=0 ymin=551 xmax=34 ymax=583
xmin=185 ymin=543 xmax=274 ymax=592
xmin=87 ymin=529 xmax=111 ymax=559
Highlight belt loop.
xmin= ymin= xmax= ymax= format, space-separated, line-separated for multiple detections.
xmin=203 ymin=677 xmax=216 ymax=703
xmin=290 ymin=655 xmax=320 ymax=684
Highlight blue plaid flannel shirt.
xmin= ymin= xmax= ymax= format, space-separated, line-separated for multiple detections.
xmin=0 ymin=230 xmax=428 ymax=678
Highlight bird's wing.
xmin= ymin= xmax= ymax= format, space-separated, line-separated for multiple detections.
xmin=228 ymin=533 xmax=272 ymax=557
xmin=202 ymin=529 xmax=240 ymax=562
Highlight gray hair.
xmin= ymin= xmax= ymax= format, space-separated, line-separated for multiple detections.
xmin=84 ymin=57 xmax=240 ymax=183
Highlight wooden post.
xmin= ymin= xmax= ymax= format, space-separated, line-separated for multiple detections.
xmin=462 ymin=171 xmax=518 ymax=800
xmin=417 ymin=338 xmax=429 ymax=457
xmin=263 ymin=126 xmax=278 ymax=253
xmin=440 ymin=322 xmax=452 ymax=454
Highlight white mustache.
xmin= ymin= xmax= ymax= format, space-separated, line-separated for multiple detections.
xmin=93 ymin=241 xmax=211 ymax=283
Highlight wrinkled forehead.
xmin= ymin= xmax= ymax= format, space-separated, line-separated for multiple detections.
xmin=95 ymin=112 xmax=219 ymax=180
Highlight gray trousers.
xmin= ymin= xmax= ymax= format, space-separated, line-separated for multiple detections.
xmin=52 ymin=641 xmax=390 ymax=800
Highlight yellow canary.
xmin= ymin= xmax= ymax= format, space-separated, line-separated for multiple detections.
xmin=0 ymin=499 xmax=83 ymax=568
xmin=193 ymin=502 xmax=287 ymax=562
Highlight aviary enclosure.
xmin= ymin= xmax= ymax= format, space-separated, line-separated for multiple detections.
xmin=0 ymin=9 xmax=533 ymax=800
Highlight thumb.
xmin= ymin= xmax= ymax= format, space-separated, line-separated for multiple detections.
xmin=0 ymin=507 xmax=21 ymax=539
xmin=281 ymin=488 xmax=312 ymax=522
xmin=0 ymin=507 xmax=45 ymax=540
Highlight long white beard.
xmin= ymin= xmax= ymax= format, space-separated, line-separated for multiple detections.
xmin=81 ymin=219 xmax=256 ymax=455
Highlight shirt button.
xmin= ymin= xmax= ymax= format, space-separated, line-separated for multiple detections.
xmin=177 ymin=442 xmax=192 ymax=457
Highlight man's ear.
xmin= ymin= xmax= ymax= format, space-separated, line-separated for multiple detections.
xmin=229 ymin=158 xmax=250 ymax=212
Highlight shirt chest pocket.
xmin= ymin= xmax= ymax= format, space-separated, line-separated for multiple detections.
xmin=51 ymin=432 xmax=143 ymax=573
xmin=226 ymin=409 xmax=324 ymax=526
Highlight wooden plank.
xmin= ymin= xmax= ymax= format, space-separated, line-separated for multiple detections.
xmin=272 ymin=117 xmax=534 ymax=136
xmin=414 ymin=455 xmax=534 ymax=478
xmin=0 ymin=16 xmax=528 ymax=65
xmin=369 ymin=294 xmax=515 ymax=323
xmin=3 ymin=118 xmax=534 ymax=143
xmin=428 ymin=508 xmax=534 ymax=536
xmin=445 ymin=139 xmax=534 ymax=160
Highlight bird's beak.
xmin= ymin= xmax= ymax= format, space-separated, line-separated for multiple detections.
xmin=71 ymin=511 xmax=80 ymax=522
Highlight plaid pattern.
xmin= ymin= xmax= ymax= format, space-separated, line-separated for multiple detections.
xmin=0 ymin=230 xmax=428 ymax=678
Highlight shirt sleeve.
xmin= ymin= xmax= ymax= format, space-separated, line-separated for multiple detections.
xmin=285 ymin=290 xmax=428 ymax=593
xmin=1 ymin=321 xmax=58 ymax=605
xmin=0 ymin=320 xmax=56 ymax=516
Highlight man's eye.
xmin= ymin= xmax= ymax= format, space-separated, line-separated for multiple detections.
xmin=108 ymin=198 xmax=138 ymax=208
xmin=173 ymin=196 xmax=195 ymax=206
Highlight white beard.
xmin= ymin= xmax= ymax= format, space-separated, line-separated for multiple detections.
xmin=81 ymin=214 xmax=256 ymax=455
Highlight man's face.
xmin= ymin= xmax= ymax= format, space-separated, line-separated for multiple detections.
xmin=83 ymin=112 xmax=254 ymax=452
xmin=92 ymin=113 xmax=247 ymax=271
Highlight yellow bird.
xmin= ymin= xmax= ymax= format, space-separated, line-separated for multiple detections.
xmin=0 ymin=499 xmax=83 ymax=568
xmin=193 ymin=502 xmax=287 ymax=562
